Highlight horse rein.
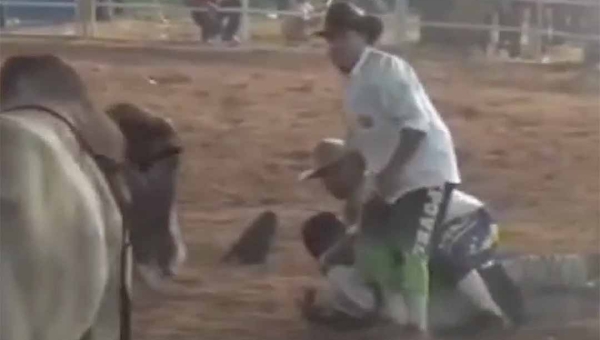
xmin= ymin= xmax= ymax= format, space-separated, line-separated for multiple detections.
xmin=136 ymin=146 xmax=183 ymax=172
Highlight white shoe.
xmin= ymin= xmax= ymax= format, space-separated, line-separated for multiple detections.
xmin=225 ymin=36 xmax=241 ymax=46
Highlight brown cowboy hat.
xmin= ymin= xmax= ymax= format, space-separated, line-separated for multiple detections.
xmin=298 ymin=138 xmax=348 ymax=181
xmin=314 ymin=1 xmax=381 ymax=41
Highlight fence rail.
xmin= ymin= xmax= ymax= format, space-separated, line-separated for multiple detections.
xmin=1 ymin=0 xmax=598 ymax=60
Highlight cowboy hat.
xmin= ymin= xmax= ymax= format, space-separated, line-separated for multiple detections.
xmin=298 ymin=138 xmax=348 ymax=181
xmin=314 ymin=1 xmax=382 ymax=43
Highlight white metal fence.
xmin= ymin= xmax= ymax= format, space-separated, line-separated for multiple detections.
xmin=0 ymin=0 xmax=598 ymax=60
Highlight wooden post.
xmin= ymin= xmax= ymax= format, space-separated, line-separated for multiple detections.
xmin=396 ymin=0 xmax=408 ymax=44
xmin=534 ymin=0 xmax=544 ymax=61
xmin=489 ymin=11 xmax=499 ymax=56
xmin=240 ymin=0 xmax=250 ymax=42
xmin=90 ymin=0 xmax=96 ymax=37
xmin=78 ymin=0 xmax=96 ymax=38
xmin=78 ymin=0 xmax=87 ymax=38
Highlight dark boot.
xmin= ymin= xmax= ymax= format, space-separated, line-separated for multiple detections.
xmin=219 ymin=0 xmax=241 ymax=42
xmin=479 ymin=263 xmax=527 ymax=327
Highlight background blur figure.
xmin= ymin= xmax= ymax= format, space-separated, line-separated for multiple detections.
xmin=281 ymin=0 xmax=321 ymax=43
xmin=219 ymin=0 xmax=242 ymax=44
xmin=0 ymin=4 xmax=5 ymax=28
xmin=188 ymin=0 xmax=221 ymax=43
xmin=276 ymin=0 xmax=291 ymax=11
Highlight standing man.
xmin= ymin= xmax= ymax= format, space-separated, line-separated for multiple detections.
xmin=315 ymin=2 xmax=461 ymax=337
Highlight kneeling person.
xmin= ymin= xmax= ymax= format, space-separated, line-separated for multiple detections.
xmin=298 ymin=138 xmax=525 ymax=332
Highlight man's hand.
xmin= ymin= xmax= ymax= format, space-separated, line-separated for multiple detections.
xmin=376 ymin=168 xmax=396 ymax=201
xmin=317 ymin=231 xmax=356 ymax=273
xmin=361 ymin=194 xmax=391 ymax=233
xmin=317 ymin=252 xmax=331 ymax=273
xmin=361 ymin=171 xmax=379 ymax=204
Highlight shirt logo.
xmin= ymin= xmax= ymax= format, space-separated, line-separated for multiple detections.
xmin=357 ymin=114 xmax=373 ymax=129
xmin=413 ymin=186 xmax=444 ymax=256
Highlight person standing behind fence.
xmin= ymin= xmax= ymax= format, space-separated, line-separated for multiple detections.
xmin=187 ymin=0 xmax=220 ymax=43
xmin=315 ymin=2 xmax=461 ymax=337
xmin=281 ymin=0 xmax=321 ymax=43
xmin=218 ymin=0 xmax=242 ymax=44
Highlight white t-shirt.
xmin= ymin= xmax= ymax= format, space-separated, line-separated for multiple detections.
xmin=343 ymin=47 xmax=461 ymax=203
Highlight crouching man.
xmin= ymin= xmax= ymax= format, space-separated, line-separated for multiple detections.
xmin=297 ymin=138 xmax=525 ymax=335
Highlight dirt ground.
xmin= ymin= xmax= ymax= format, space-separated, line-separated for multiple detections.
xmin=1 ymin=40 xmax=598 ymax=340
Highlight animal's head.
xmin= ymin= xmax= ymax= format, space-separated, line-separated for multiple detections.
xmin=0 ymin=54 xmax=126 ymax=163
xmin=0 ymin=54 xmax=93 ymax=109
xmin=106 ymin=102 xmax=186 ymax=288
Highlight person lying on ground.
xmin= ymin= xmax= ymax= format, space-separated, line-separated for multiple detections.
xmin=297 ymin=138 xmax=525 ymax=335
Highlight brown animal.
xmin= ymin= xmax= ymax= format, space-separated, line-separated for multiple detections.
xmin=105 ymin=102 xmax=186 ymax=280
xmin=105 ymin=102 xmax=182 ymax=172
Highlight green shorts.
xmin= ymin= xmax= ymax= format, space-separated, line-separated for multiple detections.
xmin=354 ymin=184 xmax=455 ymax=293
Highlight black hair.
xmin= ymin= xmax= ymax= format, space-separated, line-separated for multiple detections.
xmin=320 ymin=1 xmax=384 ymax=45
xmin=301 ymin=211 xmax=351 ymax=262
xmin=359 ymin=15 xmax=383 ymax=45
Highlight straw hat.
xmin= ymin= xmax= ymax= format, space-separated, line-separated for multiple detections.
xmin=299 ymin=138 xmax=347 ymax=181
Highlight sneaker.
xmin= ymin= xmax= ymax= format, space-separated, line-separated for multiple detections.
xmin=223 ymin=36 xmax=241 ymax=46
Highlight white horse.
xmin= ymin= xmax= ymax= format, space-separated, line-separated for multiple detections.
xmin=0 ymin=55 xmax=186 ymax=340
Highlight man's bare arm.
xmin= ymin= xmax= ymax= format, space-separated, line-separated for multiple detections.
xmin=377 ymin=128 xmax=425 ymax=192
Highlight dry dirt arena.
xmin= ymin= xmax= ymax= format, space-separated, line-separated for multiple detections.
xmin=1 ymin=40 xmax=599 ymax=340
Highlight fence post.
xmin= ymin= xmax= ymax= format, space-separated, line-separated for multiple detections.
xmin=534 ymin=0 xmax=544 ymax=60
xmin=78 ymin=0 xmax=86 ymax=38
xmin=78 ymin=0 xmax=96 ymax=38
xmin=240 ymin=0 xmax=250 ymax=42
xmin=395 ymin=0 xmax=408 ymax=44
xmin=90 ymin=0 xmax=96 ymax=37
xmin=491 ymin=11 xmax=499 ymax=54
